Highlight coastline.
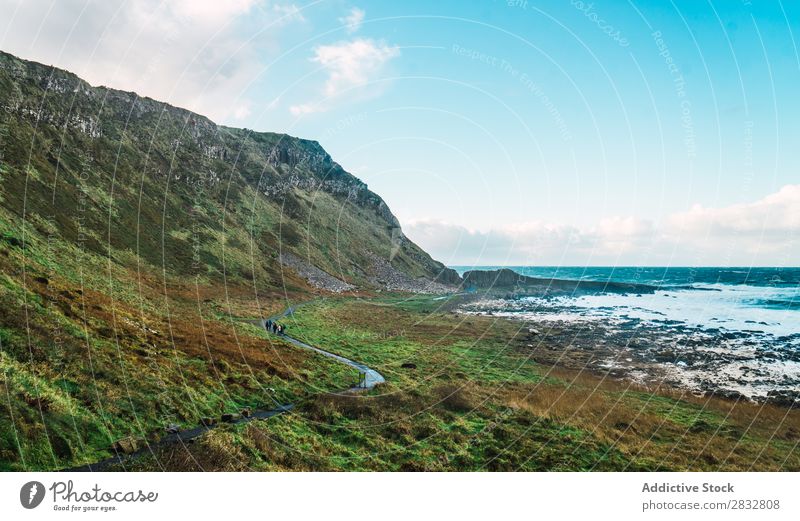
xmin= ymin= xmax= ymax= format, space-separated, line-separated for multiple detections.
xmin=448 ymin=267 xmax=800 ymax=407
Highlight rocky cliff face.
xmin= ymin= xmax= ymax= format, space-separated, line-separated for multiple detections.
xmin=0 ymin=50 xmax=459 ymax=290
xmin=0 ymin=49 xmax=466 ymax=472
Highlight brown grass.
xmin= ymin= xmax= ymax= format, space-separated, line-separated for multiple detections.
xmin=138 ymin=430 xmax=251 ymax=471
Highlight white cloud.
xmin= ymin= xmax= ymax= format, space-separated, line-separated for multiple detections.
xmin=660 ymin=184 xmax=800 ymax=263
xmin=667 ymin=184 xmax=800 ymax=235
xmin=339 ymin=7 xmax=365 ymax=34
xmin=403 ymin=185 xmax=800 ymax=266
xmin=314 ymin=38 xmax=399 ymax=97
xmin=170 ymin=0 xmax=259 ymax=23
xmin=289 ymin=103 xmax=318 ymax=116
xmin=0 ymin=0 xmax=305 ymax=123
xmin=233 ymin=103 xmax=252 ymax=120
xmin=271 ymin=3 xmax=306 ymax=25
xmin=290 ymin=38 xmax=399 ymax=116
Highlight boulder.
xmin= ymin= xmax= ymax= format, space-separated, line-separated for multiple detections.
xmin=766 ymin=390 xmax=800 ymax=407
xmin=112 ymin=437 xmax=139 ymax=454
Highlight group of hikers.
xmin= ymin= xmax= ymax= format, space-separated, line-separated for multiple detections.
xmin=264 ymin=319 xmax=286 ymax=335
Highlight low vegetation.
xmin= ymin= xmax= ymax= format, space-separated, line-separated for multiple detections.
xmin=123 ymin=296 xmax=799 ymax=471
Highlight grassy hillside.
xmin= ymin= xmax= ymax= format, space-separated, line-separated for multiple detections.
xmin=0 ymin=50 xmax=457 ymax=288
xmin=0 ymin=50 xmax=454 ymax=470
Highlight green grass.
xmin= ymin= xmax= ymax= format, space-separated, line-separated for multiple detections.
xmin=178 ymin=296 xmax=795 ymax=472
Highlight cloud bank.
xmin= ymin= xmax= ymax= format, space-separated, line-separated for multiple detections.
xmin=403 ymin=185 xmax=800 ymax=266
xmin=0 ymin=0 xmax=305 ymax=122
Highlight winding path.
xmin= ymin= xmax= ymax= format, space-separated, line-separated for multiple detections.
xmin=65 ymin=305 xmax=384 ymax=471
xmin=260 ymin=306 xmax=385 ymax=390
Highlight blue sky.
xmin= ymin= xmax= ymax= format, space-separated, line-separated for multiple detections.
xmin=2 ymin=0 xmax=798 ymax=266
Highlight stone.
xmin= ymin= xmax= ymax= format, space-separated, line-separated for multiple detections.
xmin=112 ymin=437 xmax=139 ymax=454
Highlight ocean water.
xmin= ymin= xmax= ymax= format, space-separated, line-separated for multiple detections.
xmin=452 ymin=266 xmax=800 ymax=338
xmin=453 ymin=266 xmax=800 ymax=400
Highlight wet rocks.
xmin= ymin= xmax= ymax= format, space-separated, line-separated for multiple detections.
xmin=706 ymin=389 xmax=748 ymax=402
xmin=766 ymin=390 xmax=800 ymax=407
xmin=461 ymin=296 xmax=800 ymax=406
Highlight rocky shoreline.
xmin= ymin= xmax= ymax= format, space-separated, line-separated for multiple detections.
xmin=461 ymin=297 xmax=800 ymax=406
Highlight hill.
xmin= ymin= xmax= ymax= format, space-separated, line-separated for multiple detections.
xmin=0 ymin=50 xmax=456 ymax=470
xmin=461 ymin=268 xmax=656 ymax=295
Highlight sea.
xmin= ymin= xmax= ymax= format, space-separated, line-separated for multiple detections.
xmin=452 ymin=266 xmax=800 ymax=402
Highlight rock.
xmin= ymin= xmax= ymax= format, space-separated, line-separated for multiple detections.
xmin=112 ymin=437 xmax=139 ymax=454
xmin=461 ymin=268 xmax=655 ymax=294
xmin=2 ymin=235 xmax=22 ymax=248
xmin=279 ymin=252 xmax=355 ymax=293
xmin=401 ymin=362 xmax=417 ymax=369
xmin=766 ymin=390 xmax=800 ymax=407
xmin=240 ymin=408 xmax=252 ymax=418
xmin=613 ymin=421 xmax=635 ymax=432
xmin=365 ymin=252 xmax=457 ymax=294
xmin=221 ymin=413 xmax=240 ymax=423
xmin=707 ymin=389 xmax=748 ymax=402
xmin=165 ymin=424 xmax=180 ymax=434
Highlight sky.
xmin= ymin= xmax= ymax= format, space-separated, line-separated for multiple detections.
xmin=1 ymin=0 xmax=798 ymax=267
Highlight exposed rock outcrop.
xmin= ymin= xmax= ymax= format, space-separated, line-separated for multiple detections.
xmin=462 ymin=268 xmax=656 ymax=295
xmin=367 ymin=253 xmax=456 ymax=294
xmin=0 ymin=49 xmax=457 ymax=290
xmin=279 ymin=252 xmax=355 ymax=293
